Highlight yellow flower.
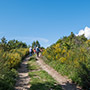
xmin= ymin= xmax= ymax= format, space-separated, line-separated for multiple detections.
xmin=59 ymin=57 xmax=66 ymax=63
xmin=56 ymin=54 xmax=60 ymax=59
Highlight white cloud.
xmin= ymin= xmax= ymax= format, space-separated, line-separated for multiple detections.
xmin=76 ymin=26 xmax=90 ymax=39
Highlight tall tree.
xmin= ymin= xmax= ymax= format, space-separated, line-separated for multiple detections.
xmin=1 ymin=37 xmax=7 ymax=44
xmin=32 ymin=41 xmax=36 ymax=48
xmin=36 ymin=40 xmax=40 ymax=48
xmin=32 ymin=41 xmax=40 ymax=48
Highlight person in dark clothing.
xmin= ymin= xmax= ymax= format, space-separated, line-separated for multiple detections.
xmin=36 ymin=47 xmax=40 ymax=57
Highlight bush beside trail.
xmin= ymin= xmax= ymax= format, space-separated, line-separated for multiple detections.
xmin=0 ymin=48 xmax=29 ymax=90
xmin=0 ymin=37 xmax=29 ymax=90
xmin=42 ymin=32 xmax=90 ymax=90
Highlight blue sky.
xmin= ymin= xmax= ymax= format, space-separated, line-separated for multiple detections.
xmin=0 ymin=0 xmax=90 ymax=48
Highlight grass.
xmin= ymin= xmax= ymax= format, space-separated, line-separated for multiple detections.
xmin=28 ymin=56 xmax=62 ymax=90
xmin=28 ymin=56 xmax=40 ymax=70
xmin=42 ymin=56 xmax=70 ymax=76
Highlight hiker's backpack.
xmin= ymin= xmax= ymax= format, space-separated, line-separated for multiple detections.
xmin=36 ymin=48 xmax=39 ymax=52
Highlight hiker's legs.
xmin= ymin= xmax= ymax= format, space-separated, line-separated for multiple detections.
xmin=37 ymin=52 xmax=39 ymax=57
xmin=30 ymin=52 xmax=32 ymax=56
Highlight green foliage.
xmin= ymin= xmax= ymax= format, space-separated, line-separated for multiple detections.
xmin=0 ymin=68 xmax=18 ymax=90
xmin=0 ymin=37 xmax=29 ymax=90
xmin=0 ymin=37 xmax=27 ymax=51
xmin=32 ymin=40 xmax=40 ymax=48
xmin=42 ymin=32 xmax=90 ymax=90
xmin=7 ymin=40 xmax=27 ymax=49
xmin=1 ymin=37 xmax=7 ymax=44
xmin=28 ymin=57 xmax=62 ymax=90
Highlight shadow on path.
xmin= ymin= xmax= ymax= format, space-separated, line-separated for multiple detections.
xmin=30 ymin=82 xmax=62 ymax=90
xmin=61 ymin=81 xmax=82 ymax=90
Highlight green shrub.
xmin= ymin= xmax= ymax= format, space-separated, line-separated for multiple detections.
xmin=0 ymin=48 xmax=29 ymax=90
xmin=42 ymin=33 xmax=90 ymax=89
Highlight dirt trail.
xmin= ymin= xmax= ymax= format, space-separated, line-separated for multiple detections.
xmin=14 ymin=56 xmax=82 ymax=90
xmin=15 ymin=56 xmax=30 ymax=90
xmin=36 ymin=57 xmax=82 ymax=90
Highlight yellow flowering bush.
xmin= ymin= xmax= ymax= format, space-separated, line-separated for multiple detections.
xmin=7 ymin=53 xmax=21 ymax=68
xmin=42 ymin=38 xmax=90 ymax=89
xmin=3 ymin=48 xmax=29 ymax=69
xmin=0 ymin=38 xmax=29 ymax=90
xmin=61 ymin=49 xmax=66 ymax=55
xmin=59 ymin=57 xmax=66 ymax=63
xmin=86 ymin=40 xmax=90 ymax=46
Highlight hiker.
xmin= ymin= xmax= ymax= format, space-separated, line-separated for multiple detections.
xmin=36 ymin=47 xmax=40 ymax=57
xmin=29 ymin=47 xmax=33 ymax=56
xmin=40 ymin=48 xmax=43 ymax=52
xmin=33 ymin=48 xmax=36 ymax=54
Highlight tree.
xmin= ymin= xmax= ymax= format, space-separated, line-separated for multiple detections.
xmin=32 ymin=41 xmax=36 ymax=48
xmin=1 ymin=37 xmax=7 ymax=44
xmin=36 ymin=40 xmax=40 ymax=48
xmin=0 ymin=37 xmax=27 ymax=51
xmin=8 ymin=40 xmax=27 ymax=49
xmin=0 ymin=37 xmax=8 ymax=51
xmin=32 ymin=40 xmax=40 ymax=48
